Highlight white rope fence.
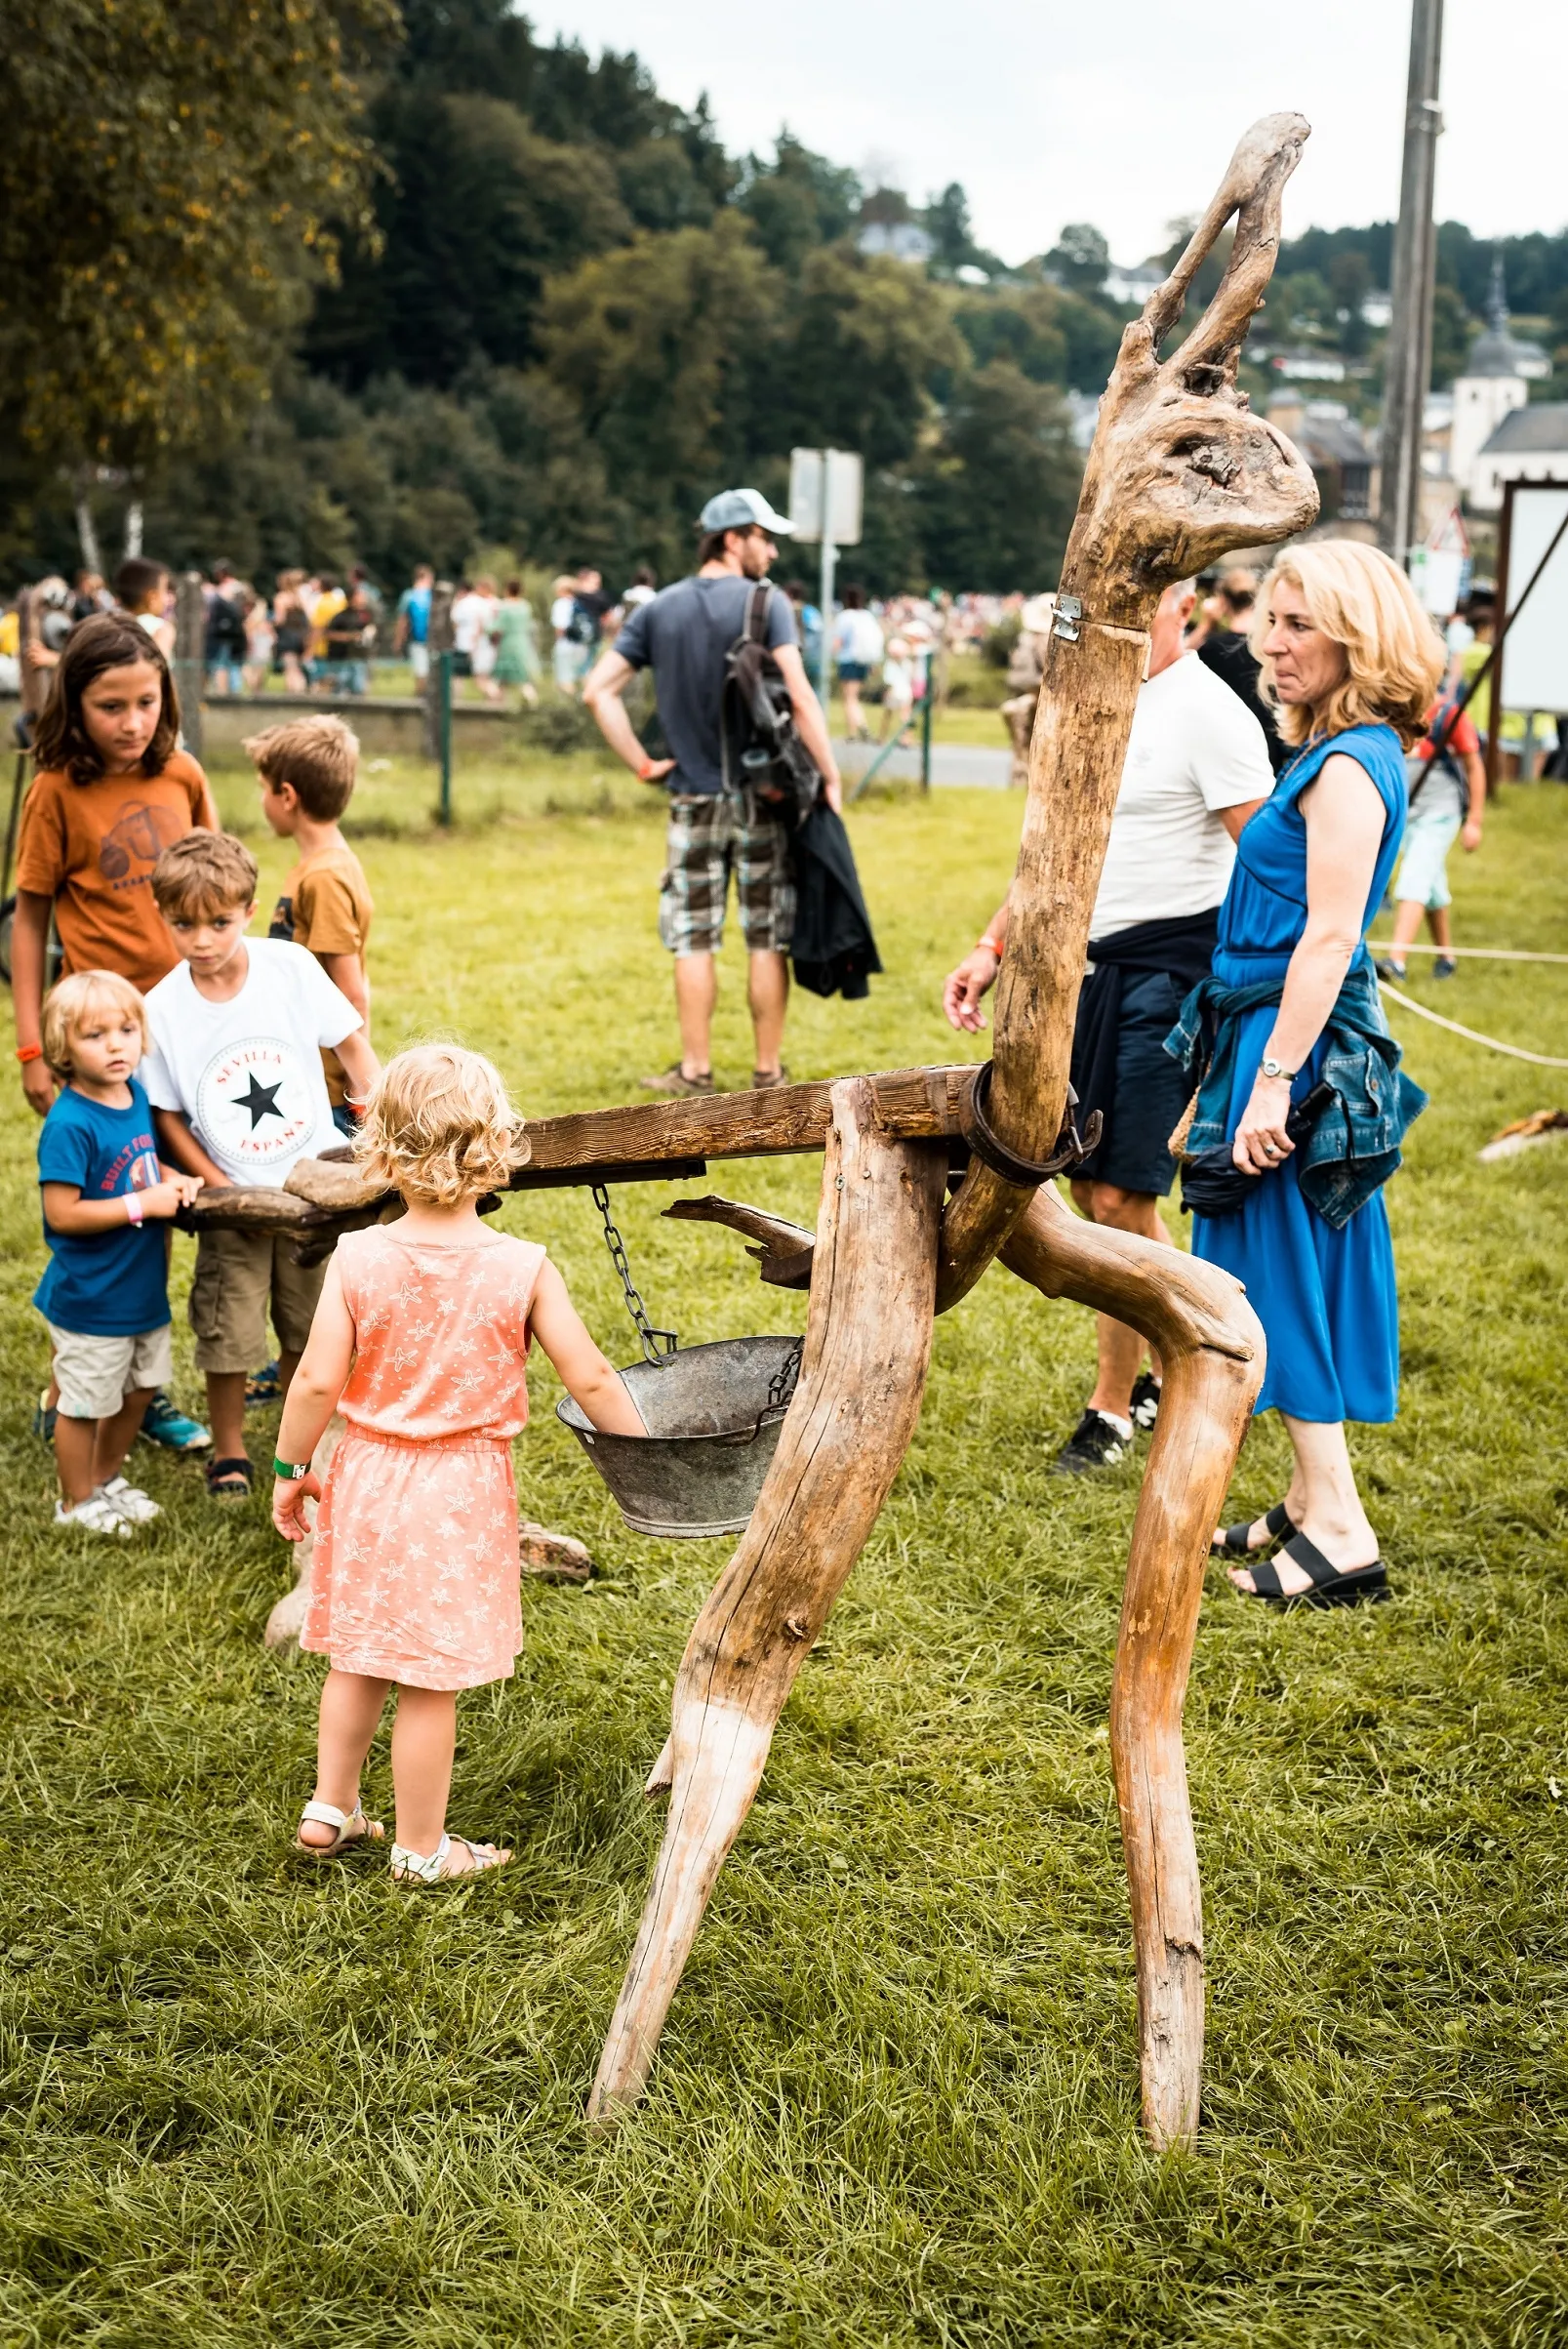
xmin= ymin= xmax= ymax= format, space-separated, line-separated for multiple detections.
xmin=1368 ymin=941 xmax=1568 ymax=966
xmin=1380 ymin=981 xmax=1568 ymax=1070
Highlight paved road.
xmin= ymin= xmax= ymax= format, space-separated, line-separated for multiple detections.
xmin=833 ymin=737 xmax=1013 ymax=790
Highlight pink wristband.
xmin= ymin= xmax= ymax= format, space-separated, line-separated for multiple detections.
xmin=124 ymin=1193 xmax=143 ymax=1228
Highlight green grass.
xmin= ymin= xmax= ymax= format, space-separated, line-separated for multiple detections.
xmin=1 ymin=775 xmax=1565 ymax=2344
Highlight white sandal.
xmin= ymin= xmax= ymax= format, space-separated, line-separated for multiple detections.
xmin=294 ymin=1799 xmax=384 ymax=1856
xmin=390 ymin=1833 xmax=511 ymax=1885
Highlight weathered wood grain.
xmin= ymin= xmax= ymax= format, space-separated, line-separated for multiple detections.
xmin=936 ymin=112 xmax=1316 ymax=1314
xmin=588 ymin=1079 xmax=946 ymax=2126
xmin=1001 ymin=1186 xmax=1266 ymax=2148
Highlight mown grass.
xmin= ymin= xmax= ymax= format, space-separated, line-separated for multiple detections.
xmin=0 ymin=772 xmax=1564 ymax=2345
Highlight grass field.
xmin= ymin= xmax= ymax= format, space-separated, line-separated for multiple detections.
xmin=1 ymin=768 xmax=1565 ymax=2345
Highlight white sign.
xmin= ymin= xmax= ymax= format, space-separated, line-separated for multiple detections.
xmin=787 ymin=447 xmax=864 ymax=546
xmin=1408 ymin=545 xmax=1465 ymax=618
xmin=1501 ymin=483 xmax=1568 ymax=713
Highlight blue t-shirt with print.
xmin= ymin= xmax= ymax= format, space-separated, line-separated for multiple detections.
xmin=33 ymin=1079 xmax=169 ymax=1336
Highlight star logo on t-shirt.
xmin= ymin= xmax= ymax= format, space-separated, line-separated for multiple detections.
xmin=194 ymin=1035 xmax=318 ymax=1176
xmin=235 ymin=1074 xmax=284 ymax=1128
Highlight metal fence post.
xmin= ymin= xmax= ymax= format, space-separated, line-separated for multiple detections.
xmin=423 ymin=580 xmax=454 ymax=759
xmin=436 ymin=650 xmax=454 ymax=825
xmin=920 ymin=667 xmax=933 ymax=791
xmin=174 ymin=573 xmax=205 ymax=759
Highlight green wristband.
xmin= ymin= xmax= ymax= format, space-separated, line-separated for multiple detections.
xmin=273 ymin=1456 xmax=310 ymax=1479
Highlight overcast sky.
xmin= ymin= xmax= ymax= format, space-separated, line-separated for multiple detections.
xmin=534 ymin=2 xmax=1567 ymax=271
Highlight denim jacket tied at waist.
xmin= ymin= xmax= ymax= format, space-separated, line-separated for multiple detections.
xmin=1163 ymin=961 xmax=1427 ymax=1230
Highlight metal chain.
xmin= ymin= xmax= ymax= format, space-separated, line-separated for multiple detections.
xmin=767 ymin=1339 xmax=804 ymax=1412
xmin=591 ymin=1185 xmax=677 ymax=1366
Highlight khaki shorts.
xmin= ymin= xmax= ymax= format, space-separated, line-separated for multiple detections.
xmin=189 ymin=1227 xmax=326 ymax=1374
xmin=45 ymin=1319 xmax=173 ymax=1421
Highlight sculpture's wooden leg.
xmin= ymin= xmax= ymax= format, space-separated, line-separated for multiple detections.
xmin=588 ymin=1079 xmax=946 ymax=2127
xmin=1001 ymin=1189 xmax=1266 ymax=2149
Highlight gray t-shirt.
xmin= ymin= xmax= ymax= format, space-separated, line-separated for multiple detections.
xmin=615 ymin=574 xmax=796 ymax=795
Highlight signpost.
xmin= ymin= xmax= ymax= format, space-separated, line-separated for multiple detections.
xmin=788 ymin=448 xmax=864 ymax=714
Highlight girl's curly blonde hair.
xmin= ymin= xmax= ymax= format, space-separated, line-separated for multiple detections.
xmin=354 ymin=1044 xmax=530 ymax=1206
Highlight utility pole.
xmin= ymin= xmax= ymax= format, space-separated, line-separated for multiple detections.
xmin=1378 ymin=0 xmax=1444 ymax=564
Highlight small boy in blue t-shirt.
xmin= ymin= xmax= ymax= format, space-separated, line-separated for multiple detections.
xmin=34 ymin=973 xmax=204 ymax=1535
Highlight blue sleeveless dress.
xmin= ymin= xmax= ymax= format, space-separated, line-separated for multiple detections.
xmin=1190 ymin=722 xmax=1407 ymax=1424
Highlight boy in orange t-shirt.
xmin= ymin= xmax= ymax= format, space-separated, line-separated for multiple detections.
xmin=249 ymin=716 xmax=373 ymax=1132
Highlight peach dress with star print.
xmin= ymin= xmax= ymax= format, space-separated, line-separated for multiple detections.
xmin=301 ymin=1223 xmax=547 ymax=1689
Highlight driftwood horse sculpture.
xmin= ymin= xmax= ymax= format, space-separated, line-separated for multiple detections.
xmin=189 ymin=116 xmax=1317 ymax=2147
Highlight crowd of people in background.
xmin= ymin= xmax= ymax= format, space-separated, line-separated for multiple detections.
xmin=0 ymin=559 xmax=1045 ymax=739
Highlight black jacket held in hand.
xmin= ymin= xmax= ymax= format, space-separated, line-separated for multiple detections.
xmin=789 ymin=801 xmax=882 ymax=1000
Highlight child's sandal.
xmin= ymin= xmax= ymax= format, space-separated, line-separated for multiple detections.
xmin=206 ymin=1455 xmax=254 ymax=1501
xmin=295 ymin=1800 xmax=385 ymax=1856
xmin=390 ymin=1833 xmax=511 ymax=1885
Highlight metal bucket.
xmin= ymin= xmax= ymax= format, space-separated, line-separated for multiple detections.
xmin=557 ymin=1335 xmax=803 ymax=1538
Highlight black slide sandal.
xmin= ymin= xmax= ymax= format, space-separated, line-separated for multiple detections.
xmin=1211 ymin=1501 xmax=1296 ymax=1559
xmin=1236 ymin=1531 xmax=1387 ymax=1610
xmin=206 ymin=1455 xmax=255 ymax=1501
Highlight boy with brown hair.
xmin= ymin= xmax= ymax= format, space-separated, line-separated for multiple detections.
xmin=246 ymin=716 xmax=374 ymax=1137
xmin=141 ymin=831 xmax=380 ymax=1499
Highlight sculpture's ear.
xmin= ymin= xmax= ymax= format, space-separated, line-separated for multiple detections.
xmin=1156 ymin=112 xmax=1311 ymax=389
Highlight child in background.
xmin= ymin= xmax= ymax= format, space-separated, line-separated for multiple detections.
xmin=141 ymin=832 xmax=381 ymax=1500
xmin=878 ymin=634 xmax=915 ymax=743
xmin=112 ymin=559 xmax=176 ymax=662
xmin=34 ymin=973 xmax=204 ymax=1535
xmin=13 ymin=613 xmax=217 ymax=1457
xmin=250 ymin=715 xmax=374 ymax=1135
xmin=276 ymin=1046 xmax=646 ymax=1881
xmin=242 ymin=591 xmax=276 ymax=694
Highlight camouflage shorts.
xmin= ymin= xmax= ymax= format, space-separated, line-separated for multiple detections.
xmin=658 ymin=791 xmax=795 ymax=956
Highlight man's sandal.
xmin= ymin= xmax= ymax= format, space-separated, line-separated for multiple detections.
xmin=1233 ymin=1532 xmax=1388 ymax=1610
xmin=390 ymin=1833 xmax=512 ymax=1885
xmin=206 ymin=1455 xmax=254 ymax=1501
xmin=1211 ymin=1501 xmax=1296 ymax=1559
xmin=295 ymin=1800 xmax=385 ymax=1856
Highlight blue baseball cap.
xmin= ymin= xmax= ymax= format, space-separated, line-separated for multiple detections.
xmin=697 ymin=487 xmax=796 ymax=537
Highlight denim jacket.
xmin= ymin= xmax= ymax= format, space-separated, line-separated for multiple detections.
xmin=1164 ymin=961 xmax=1427 ymax=1230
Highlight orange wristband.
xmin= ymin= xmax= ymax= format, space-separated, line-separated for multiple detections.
xmin=16 ymin=1043 xmax=42 ymax=1064
xmin=636 ymin=758 xmax=657 ymax=782
xmin=979 ymin=936 xmax=1003 ymax=958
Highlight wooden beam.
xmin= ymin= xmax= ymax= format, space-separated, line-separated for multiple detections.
xmin=510 ymin=1065 xmax=970 ymax=1181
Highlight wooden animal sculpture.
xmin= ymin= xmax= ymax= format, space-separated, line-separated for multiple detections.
xmin=185 ymin=114 xmax=1316 ymax=2149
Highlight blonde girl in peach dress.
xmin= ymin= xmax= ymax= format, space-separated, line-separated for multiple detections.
xmin=272 ymin=1045 xmax=645 ymax=1883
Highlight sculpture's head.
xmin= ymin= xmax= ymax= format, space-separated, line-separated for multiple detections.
xmin=1065 ymin=113 xmax=1321 ymax=610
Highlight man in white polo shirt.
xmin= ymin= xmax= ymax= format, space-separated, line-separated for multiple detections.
xmin=944 ymin=579 xmax=1274 ymax=1473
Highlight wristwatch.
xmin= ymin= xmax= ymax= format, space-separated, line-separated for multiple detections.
xmin=1260 ymin=1056 xmax=1297 ymax=1082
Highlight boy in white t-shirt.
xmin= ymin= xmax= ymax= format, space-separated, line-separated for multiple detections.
xmin=142 ymin=831 xmax=381 ymax=1499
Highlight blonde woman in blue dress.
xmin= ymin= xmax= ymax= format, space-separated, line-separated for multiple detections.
xmin=1172 ymin=544 xmax=1443 ymax=1608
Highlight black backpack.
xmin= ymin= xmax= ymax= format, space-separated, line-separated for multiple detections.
xmin=722 ymin=584 xmax=822 ymax=825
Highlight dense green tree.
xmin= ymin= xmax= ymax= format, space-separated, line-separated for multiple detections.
xmin=915 ymin=362 xmax=1080 ymax=589
xmin=305 ymin=91 xmax=632 ymax=385
xmin=955 ymin=280 xmax=1121 ymax=395
xmin=1046 ymin=223 xmax=1109 ymax=295
xmin=1329 ymin=251 xmax=1373 ymax=357
xmin=1430 ymin=283 xmax=1474 ymax=387
xmin=738 ymin=138 xmax=862 ymax=276
xmin=0 ymin=0 xmax=395 ymax=485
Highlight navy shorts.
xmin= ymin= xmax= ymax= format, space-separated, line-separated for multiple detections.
xmin=1076 ymin=966 xmax=1192 ymax=1197
xmin=836 ymin=660 xmax=869 ymax=682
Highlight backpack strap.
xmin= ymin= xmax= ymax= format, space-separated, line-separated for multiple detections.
xmin=747 ymin=583 xmax=773 ymax=647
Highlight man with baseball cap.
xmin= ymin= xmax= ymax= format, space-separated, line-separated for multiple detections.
xmin=584 ymin=488 xmax=842 ymax=1094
